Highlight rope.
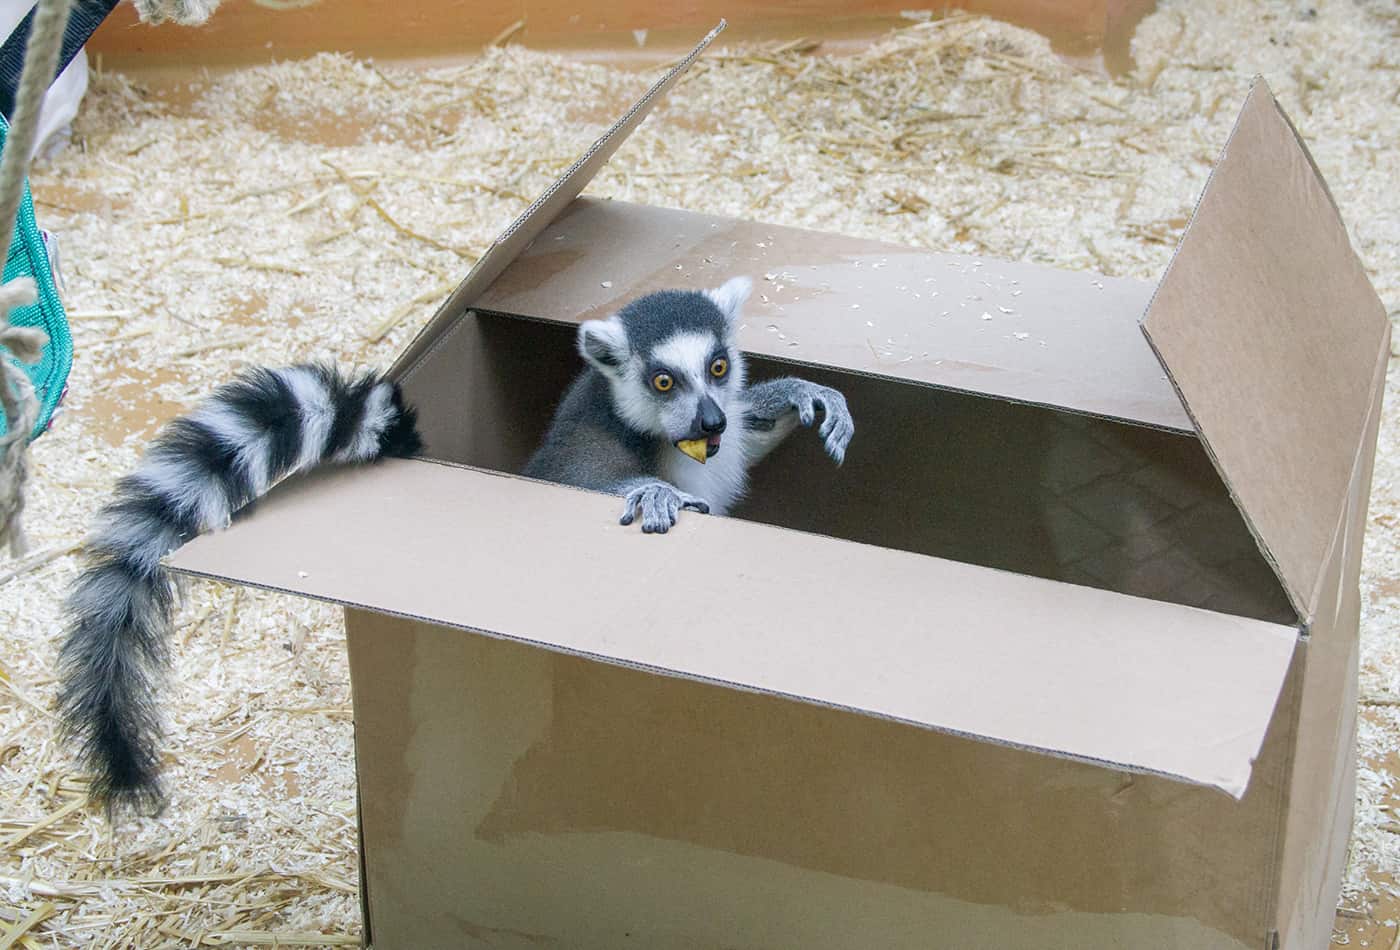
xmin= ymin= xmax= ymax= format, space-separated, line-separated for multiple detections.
xmin=132 ymin=0 xmax=220 ymax=26
xmin=0 ymin=0 xmax=122 ymax=121
xmin=0 ymin=0 xmax=74 ymax=558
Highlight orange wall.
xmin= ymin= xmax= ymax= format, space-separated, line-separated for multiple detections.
xmin=86 ymin=0 xmax=1157 ymax=71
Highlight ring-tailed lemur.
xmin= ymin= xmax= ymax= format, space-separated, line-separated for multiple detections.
xmin=56 ymin=365 xmax=422 ymax=816
xmin=58 ymin=278 xmax=853 ymax=817
xmin=524 ymin=276 xmax=854 ymax=532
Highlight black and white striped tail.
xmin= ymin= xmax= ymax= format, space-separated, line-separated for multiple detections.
xmin=56 ymin=363 xmax=422 ymax=816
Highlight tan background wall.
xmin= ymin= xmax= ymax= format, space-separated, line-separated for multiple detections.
xmin=86 ymin=0 xmax=1158 ymax=72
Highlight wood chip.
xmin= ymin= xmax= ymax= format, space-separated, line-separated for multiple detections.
xmin=0 ymin=903 xmax=54 ymax=950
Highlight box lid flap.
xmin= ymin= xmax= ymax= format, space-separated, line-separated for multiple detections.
xmin=168 ymin=458 xmax=1298 ymax=799
xmin=457 ymin=197 xmax=1192 ymax=431
xmin=1140 ymin=80 xmax=1390 ymax=623
xmin=388 ymin=21 xmax=726 ymax=379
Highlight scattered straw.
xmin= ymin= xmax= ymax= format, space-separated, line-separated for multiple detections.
xmin=488 ymin=18 xmax=525 ymax=49
xmin=211 ymin=257 xmax=310 ymax=277
xmin=1 ymin=795 xmax=86 ymax=849
xmin=203 ymin=932 xmax=358 ymax=946
xmin=366 ymin=281 xmax=456 ymax=343
xmin=173 ymin=335 xmax=255 ymax=358
xmin=0 ymin=902 xmax=54 ymax=950
xmin=0 ymin=0 xmax=1396 ymax=945
xmin=0 ymin=542 xmax=78 ymax=587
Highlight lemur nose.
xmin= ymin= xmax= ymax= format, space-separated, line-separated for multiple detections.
xmin=698 ymin=396 xmax=726 ymax=434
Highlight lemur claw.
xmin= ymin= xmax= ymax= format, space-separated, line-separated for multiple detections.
xmin=620 ymin=481 xmax=710 ymax=534
xmin=795 ymin=383 xmax=854 ymax=465
xmin=744 ymin=377 xmax=854 ymax=466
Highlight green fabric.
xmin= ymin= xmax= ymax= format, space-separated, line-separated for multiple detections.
xmin=0 ymin=111 xmax=70 ymax=442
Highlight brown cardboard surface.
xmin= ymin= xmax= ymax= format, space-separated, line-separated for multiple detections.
xmin=1140 ymin=81 xmax=1390 ymax=623
xmin=344 ymin=608 xmax=1298 ymax=950
xmin=1274 ymin=322 xmax=1387 ymax=947
xmin=388 ymin=22 xmax=725 ymax=380
xmin=402 ymin=308 xmax=1294 ymax=623
xmin=168 ymin=456 xmax=1298 ymax=797
xmin=455 ymin=196 xmax=1193 ymax=431
xmin=138 ymin=64 xmax=1388 ymax=949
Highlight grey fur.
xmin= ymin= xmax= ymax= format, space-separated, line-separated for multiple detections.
xmin=523 ymin=278 xmax=854 ymax=531
xmin=57 ymin=363 xmax=421 ymax=817
xmin=619 ymin=478 xmax=711 ymax=534
xmin=742 ymin=377 xmax=854 ymax=464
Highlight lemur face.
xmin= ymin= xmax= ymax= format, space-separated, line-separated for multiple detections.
xmin=578 ymin=277 xmax=752 ymax=460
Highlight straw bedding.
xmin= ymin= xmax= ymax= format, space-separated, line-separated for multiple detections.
xmin=1 ymin=0 xmax=1397 ymax=944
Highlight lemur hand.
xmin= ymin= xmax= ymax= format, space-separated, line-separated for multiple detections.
xmin=619 ymin=480 xmax=710 ymax=534
xmin=747 ymin=378 xmax=854 ymax=464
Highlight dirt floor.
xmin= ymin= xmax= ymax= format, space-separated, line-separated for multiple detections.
xmin=1 ymin=0 xmax=1397 ymax=946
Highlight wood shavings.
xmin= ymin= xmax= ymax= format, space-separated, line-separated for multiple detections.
xmin=2 ymin=1 xmax=1397 ymax=944
xmin=488 ymin=18 xmax=526 ymax=49
xmin=1 ymin=796 xmax=86 ymax=849
xmin=173 ymin=335 xmax=255 ymax=359
xmin=211 ymin=256 xmax=310 ymax=277
xmin=0 ymin=902 xmax=54 ymax=949
xmin=203 ymin=932 xmax=358 ymax=946
xmin=0 ymin=543 xmax=79 ymax=587
xmin=366 ymin=281 xmax=457 ymax=343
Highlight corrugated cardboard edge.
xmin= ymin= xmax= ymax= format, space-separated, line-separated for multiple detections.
xmin=1274 ymin=315 xmax=1387 ymax=948
xmin=1138 ymin=76 xmax=1390 ymax=625
xmin=1137 ymin=76 xmax=1286 ymax=618
xmin=459 ymin=195 xmax=1194 ymax=432
xmin=387 ymin=21 xmax=726 ymax=382
xmin=355 ymin=794 xmax=371 ymax=948
xmin=166 ymin=452 xmax=1297 ymax=801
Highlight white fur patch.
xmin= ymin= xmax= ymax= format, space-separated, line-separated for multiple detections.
xmin=705 ymin=276 xmax=752 ymax=324
xmin=335 ymin=382 xmax=395 ymax=462
xmin=192 ymin=402 xmax=273 ymax=495
xmin=578 ymin=317 xmax=629 ymax=374
xmin=276 ymin=366 xmax=335 ymax=472
xmin=90 ymin=509 xmax=181 ymax=573
xmin=661 ymin=424 xmax=752 ymax=516
xmin=609 ymin=369 xmax=663 ymax=436
xmin=133 ymin=455 xmax=231 ymax=530
xmin=651 ymin=331 xmax=718 ymax=388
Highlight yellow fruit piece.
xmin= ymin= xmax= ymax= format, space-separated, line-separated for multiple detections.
xmin=677 ymin=438 xmax=708 ymax=464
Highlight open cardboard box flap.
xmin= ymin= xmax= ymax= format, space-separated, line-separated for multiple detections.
xmin=1140 ymin=81 xmax=1390 ymax=625
xmin=457 ymin=196 xmax=1191 ymax=431
xmin=389 ymin=27 xmax=1387 ymax=627
xmin=168 ymin=455 xmax=1296 ymax=798
xmin=389 ymin=21 xmax=728 ymax=380
xmin=162 ymin=30 xmax=1386 ymax=804
xmin=391 ymin=22 xmax=1193 ymax=435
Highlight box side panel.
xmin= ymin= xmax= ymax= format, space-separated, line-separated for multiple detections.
xmin=1273 ymin=335 xmax=1384 ymax=947
xmin=397 ymin=314 xmax=575 ymax=467
xmin=169 ymin=451 xmax=1300 ymax=797
xmin=344 ymin=611 xmax=1300 ymax=950
xmin=1140 ymin=82 xmax=1390 ymax=621
xmin=466 ymin=196 xmax=1190 ymax=430
xmin=404 ymin=309 xmax=1294 ymax=624
xmin=387 ymin=23 xmax=724 ymax=382
xmin=345 ymin=608 xmax=376 ymax=950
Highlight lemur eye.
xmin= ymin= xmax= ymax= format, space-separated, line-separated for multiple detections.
xmin=710 ymin=358 xmax=729 ymax=378
xmin=652 ymin=373 xmax=674 ymax=393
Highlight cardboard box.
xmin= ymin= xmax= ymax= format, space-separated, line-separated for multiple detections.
xmin=167 ymin=25 xmax=1391 ymax=950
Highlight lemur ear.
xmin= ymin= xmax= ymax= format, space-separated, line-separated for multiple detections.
xmin=578 ymin=317 xmax=629 ymax=374
xmin=705 ymin=276 xmax=752 ymax=325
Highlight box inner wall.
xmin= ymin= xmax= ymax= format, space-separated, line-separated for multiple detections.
xmin=404 ymin=309 xmax=1293 ymax=623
